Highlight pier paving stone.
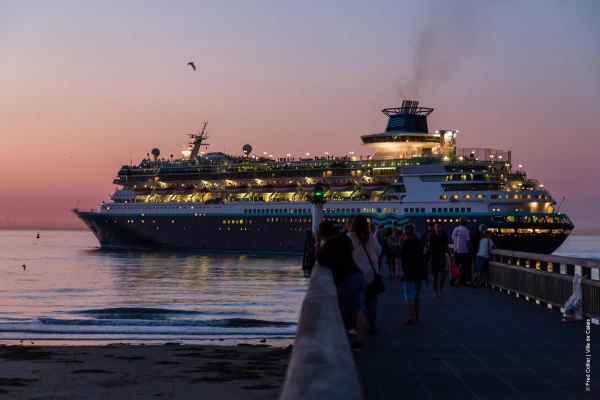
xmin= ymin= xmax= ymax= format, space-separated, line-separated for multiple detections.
xmin=353 ymin=275 xmax=598 ymax=400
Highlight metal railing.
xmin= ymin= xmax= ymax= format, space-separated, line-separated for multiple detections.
xmin=486 ymin=249 xmax=600 ymax=321
xmin=280 ymin=265 xmax=361 ymax=400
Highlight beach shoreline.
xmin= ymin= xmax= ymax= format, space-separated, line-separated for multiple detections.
xmin=1 ymin=343 xmax=291 ymax=399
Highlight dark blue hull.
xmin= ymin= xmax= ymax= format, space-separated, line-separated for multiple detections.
xmin=74 ymin=211 xmax=572 ymax=255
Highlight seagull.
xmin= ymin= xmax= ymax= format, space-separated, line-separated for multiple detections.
xmin=22 ymin=265 xmax=26 ymax=270
xmin=187 ymin=62 xmax=196 ymax=71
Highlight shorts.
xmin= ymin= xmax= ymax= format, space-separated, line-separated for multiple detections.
xmin=337 ymin=272 xmax=366 ymax=311
xmin=403 ymin=280 xmax=422 ymax=300
xmin=431 ymin=257 xmax=446 ymax=277
xmin=475 ymin=256 xmax=489 ymax=271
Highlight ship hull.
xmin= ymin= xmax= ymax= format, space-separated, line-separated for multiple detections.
xmin=74 ymin=211 xmax=572 ymax=255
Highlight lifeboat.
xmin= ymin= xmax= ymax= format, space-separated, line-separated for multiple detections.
xmin=360 ymin=180 xmax=388 ymax=192
xmin=155 ymin=186 xmax=175 ymax=195
xmin=133 ymin=187 xmax=154 ymax=196
xmin=330 ymin=181 xmax=357 ymax=192
xmin=273 ymin=183 xmax=299 ymax=192
xmin=252 ymin=183 xmax=274 ymax=193
xmin=174 ymin=184 xmax=196 ymax=195
xmin=301 ymin=182 xmax=329 ymax=191
xmin=226 ymin=184 xmax=250 ymax=193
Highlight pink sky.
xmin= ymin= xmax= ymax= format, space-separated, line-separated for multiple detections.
xmin=0 ymin=1 xmax=599 ymax=231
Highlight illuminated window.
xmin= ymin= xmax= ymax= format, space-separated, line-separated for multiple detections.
xmin=440 ymin=195 xmax=447 ymax=200
xmin=491 ymin=194 xmax=501 ymax=199
xmin=463 ymin=194 xmax=471 ymax=199
xmin=518 ymin=228 xmax=533 ymax=234
xmin=500 ymin=228 xmax=515 ymax=233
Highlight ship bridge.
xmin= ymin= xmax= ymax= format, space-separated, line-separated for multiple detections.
xmin=361 ymin=100 xmax=457 ymax=160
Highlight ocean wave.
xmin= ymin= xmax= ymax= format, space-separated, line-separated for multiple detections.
xmin=74 ymin=307 xmax=202 ymax=315
xmin=38 ymin=317 xmax=295 ymax=328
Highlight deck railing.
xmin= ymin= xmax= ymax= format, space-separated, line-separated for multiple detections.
xmin=280 ymin=265 xmax=361 ymax=400
xmin=486 ymin=249 xmax=600 ymax=322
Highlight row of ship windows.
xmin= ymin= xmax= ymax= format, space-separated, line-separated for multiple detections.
xmin=493 ymin=216 xmax=571 ymax=224
xmin=487 ymin=228 xmax=571 ymax=235
xmin=427 ymin=218 xmax=478 ymax=224
xmin=223 ymin=218 xmax=312 ymax=224
xmin=103 ymin=206 xmax=219 ymax=210
xmin=438 ymin=194 xmax=551 ymax=200
xmin=428 ymin=207 xmax=472 ymax=213
xmin=243 ymin=208 xmax=401 ymax=214
xmin=244 ymin=208 xmax=309 ymax=214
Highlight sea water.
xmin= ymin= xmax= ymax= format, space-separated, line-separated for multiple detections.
xmin=0 ymin=230 xmax=597 ymax=344
xmin=0 ymin=230 xmax=306 ymax=345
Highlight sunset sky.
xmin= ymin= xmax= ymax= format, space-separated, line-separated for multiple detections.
xmin=1 ymin=0 xmax=598 ymax=231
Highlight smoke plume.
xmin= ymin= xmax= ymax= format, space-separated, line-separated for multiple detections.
xmin=398 ymin=0 xmax=483 ymax=99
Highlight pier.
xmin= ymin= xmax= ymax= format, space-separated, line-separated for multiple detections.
xmin=282 ymin=250 xmax=600 ymax=400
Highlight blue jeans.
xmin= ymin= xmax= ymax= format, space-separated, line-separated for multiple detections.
xmin=337 ymin=272 xmax=366 ymax=329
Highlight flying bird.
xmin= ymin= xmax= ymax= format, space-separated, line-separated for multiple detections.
xmin=70 ymin=155 xmax=74 ymax=158
xmin=187 ymin=62 xmax=196 ymax=71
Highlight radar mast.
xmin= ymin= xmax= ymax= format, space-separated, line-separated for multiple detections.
xmin=188 ymin=122 xmax=210 ymax=160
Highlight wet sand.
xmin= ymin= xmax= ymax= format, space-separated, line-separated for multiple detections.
xmin=0 ymin=343 xmax=291 ymax=399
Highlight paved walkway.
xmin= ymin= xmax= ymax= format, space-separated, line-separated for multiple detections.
xmin=353 ymin=275 xmax=598 ymax=400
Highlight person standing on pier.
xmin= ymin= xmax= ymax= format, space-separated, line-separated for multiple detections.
xmin=347 ymin=215 xmax=382 ymax=336
xmin=452 ymin=217 xmax=472 ymax=286
xmin=388 ymin=226 xmax=401 ymax=278
xmin=428 ymin=223 xmax=453 ymax=298
xmin=473 ymin=230 xmax=496 ymax=287
xmin=470 ymin=224 xmax=487 ymax=286
xmin=315 ymin=220 xmax=368 ymax=351
xmin=400 ymin=223 xmax=425 ymax=325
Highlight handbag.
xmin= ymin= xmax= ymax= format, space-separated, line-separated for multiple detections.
xmin=362 ymin=240 xmax=385 ymax=295
xmin=449 ymin=260 xmax=461 ymax=280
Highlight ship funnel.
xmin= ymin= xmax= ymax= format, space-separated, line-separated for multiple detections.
xmin=381 ymin=100 xmax=433 ymax=133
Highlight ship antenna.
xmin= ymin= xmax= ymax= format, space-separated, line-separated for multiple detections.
xmin=556 ymin=196 xmax=566 ymax=214
xmin=188 ymin=121 xmax=210 ymax=159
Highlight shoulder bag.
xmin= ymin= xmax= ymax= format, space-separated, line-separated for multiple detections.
xmin=362 ymin=239 xmax=385 ymax=295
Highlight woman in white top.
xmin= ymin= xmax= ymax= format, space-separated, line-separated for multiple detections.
xmin=347 ymin=215 xmax=381 ymax=336
xmin=474 ymin=230 xmax=496 ymax=287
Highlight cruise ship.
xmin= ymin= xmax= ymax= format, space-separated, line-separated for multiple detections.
xmin=73 ymin=100 xmax=574 ymax=254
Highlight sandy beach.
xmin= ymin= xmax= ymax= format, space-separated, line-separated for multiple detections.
xmin=0 ymin=343 xmax=291 ymax=399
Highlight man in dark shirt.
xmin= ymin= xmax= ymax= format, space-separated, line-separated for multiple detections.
xmin=315 ymin=220 xmax=367 ymax=350
xmin=316 ymin=220 xmax=361 ymax=286
xmin=428 ymin=223 xmax=453 ymax=298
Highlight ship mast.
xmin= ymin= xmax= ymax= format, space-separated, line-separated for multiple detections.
xmin=188 ymin=122 xmax=210 ymax=160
